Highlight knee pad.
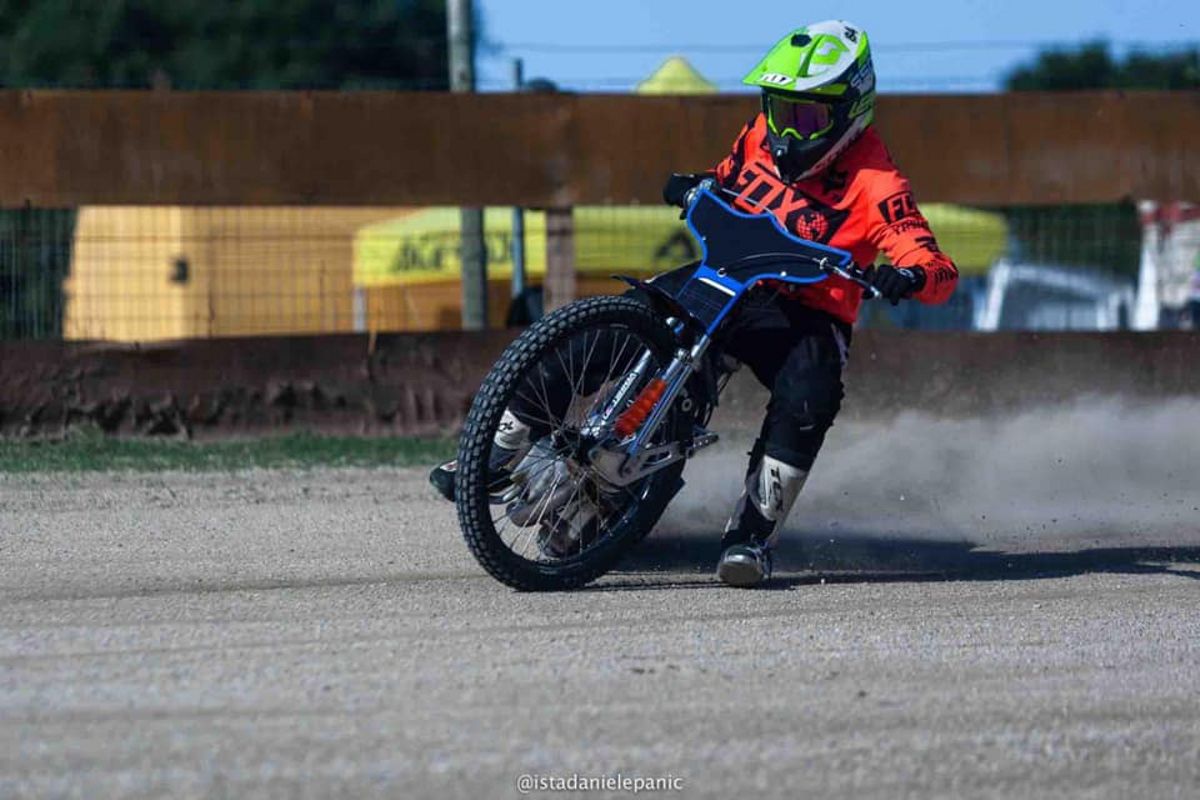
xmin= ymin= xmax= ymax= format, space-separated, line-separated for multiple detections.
xmin=761 ymin=366 xmax=844 ymax=470
xmin=771 ymin=364 xmax=844 ymax=424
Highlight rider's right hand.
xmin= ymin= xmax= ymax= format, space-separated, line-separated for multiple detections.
xmin=862 ymin=264 xmax=924 ymax=305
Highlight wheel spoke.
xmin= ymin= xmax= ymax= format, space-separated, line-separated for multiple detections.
xmin=569 ymin=330 xmax=603 ymax=423
xmin=511 ymin=469 xmax=569 ymax=557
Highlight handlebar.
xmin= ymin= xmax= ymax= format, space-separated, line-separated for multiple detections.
xmin=827 ymin=262 xmax=883 ymax=300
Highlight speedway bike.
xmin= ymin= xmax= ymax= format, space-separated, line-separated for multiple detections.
xmin=454 ymin=187 xmax=879 ymax=590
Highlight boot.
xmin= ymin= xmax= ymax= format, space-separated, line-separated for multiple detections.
xmin=429 ymin=409 xmax=532 ymax=502
xmin=717 ymin=452 xmax=808 ymax=587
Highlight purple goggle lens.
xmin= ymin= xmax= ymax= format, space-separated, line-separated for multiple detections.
xmin=766 ymin=95 xmax=833 ymax=138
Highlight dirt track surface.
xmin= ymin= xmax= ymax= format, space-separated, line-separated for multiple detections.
xmin=2 ymin=462 xmax=1199 ymax=799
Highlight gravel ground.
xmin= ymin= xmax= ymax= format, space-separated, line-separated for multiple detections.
xmin=1 ymin=459 xmax=1198 ymax=799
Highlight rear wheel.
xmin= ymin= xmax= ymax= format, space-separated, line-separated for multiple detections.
xmin=455 ymin=296 xmax=690 ymax=591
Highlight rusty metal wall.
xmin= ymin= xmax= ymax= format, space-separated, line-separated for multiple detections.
xmin=1 ymin=91 xmax=1197 ymax=208
xmin=4 ymin=331 xmax=1198 ymax=439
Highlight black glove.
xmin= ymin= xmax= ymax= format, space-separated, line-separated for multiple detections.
xmin=863 ymin=265 xmax=925 ymax=305
xmin=662 ymin=173 xmax=712 ymax=208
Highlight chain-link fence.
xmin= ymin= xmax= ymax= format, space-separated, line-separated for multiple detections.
xmin=0 ymin=208 xmax=76 ymax=339
xmin=0 ymin=202 xmax=1147 ymax=341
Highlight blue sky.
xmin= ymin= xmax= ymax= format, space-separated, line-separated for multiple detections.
xmin=476 ymin=0 xmax=1199 ymax=93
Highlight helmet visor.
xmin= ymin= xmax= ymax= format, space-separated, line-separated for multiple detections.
xmin=765 ymin=94 xmax=834 ymax=140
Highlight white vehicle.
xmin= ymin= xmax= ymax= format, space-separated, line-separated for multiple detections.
xmin=975 ymin=260 xmax=1135 ymax=331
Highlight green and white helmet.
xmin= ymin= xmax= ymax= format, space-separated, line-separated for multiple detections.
xmin=742 ymin=20 xmax=876 ymax=181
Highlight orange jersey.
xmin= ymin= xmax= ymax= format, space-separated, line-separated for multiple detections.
xmin=713 ymin=115 xmax=958 ymax=324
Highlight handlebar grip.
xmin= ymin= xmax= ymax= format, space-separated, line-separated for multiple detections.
xmin=682 ymin=177 xmax=717 ymax=210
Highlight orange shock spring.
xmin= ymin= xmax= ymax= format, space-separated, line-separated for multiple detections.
xmin=613 ymin=378 xmax=667 ymax=439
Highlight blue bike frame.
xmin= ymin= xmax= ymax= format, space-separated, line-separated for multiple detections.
xmin=679 ymin=188 xmax=853 ymax=335
xmin=588 ymin=189 xmax=875 ymax=486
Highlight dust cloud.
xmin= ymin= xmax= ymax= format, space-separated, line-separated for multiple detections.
xmin=662 ymin=399 xmax=1200 ymax=551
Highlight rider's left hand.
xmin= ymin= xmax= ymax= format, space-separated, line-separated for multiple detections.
xmin=863 ymin=265 xmax=925 ymax=305
xmin=662 ymin=173 xmax=706 ymax=208
xmin=662 ymin=173 xmax=716 ymax=217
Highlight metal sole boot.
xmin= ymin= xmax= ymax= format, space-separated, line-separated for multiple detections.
xmin=432 ymin=409 xmax=534 ymax=503
xmin=716 ymin=542 xmax=773 ymax=588
xmin=429 ymin=459 xmax=459 ymax=501
xmin=717 ymin=449 xmax=807 ymax=587
xmin=429 ymin=445 xmax=524 ymax=503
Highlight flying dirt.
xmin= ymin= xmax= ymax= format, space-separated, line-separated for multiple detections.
xmin=667 ymin=398 xmax=1200 ymax=552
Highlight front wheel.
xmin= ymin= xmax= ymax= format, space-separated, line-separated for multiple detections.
xmin=455 ymin=296 xmax=691 ymax=591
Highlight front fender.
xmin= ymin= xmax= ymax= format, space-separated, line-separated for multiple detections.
xmin=617 ymin=275 xmax=721 ymax=422
xmin=614 ymin=275 xmax=705 ymax=333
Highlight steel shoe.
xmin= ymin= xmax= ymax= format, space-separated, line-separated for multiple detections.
xmin=429 ymin=446 xmax=522 ymax=503
xmin=429 ymin=459 xmax=459 ymax=501
xmin=717 ymin=542 xmax=774 ymax=587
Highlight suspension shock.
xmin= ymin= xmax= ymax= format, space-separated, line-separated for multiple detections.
xmin=613 ymin=378 xmax=667 ymax=439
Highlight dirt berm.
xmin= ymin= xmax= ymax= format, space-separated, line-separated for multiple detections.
xmin=2 ymin=331 xmax=1197 ymax=438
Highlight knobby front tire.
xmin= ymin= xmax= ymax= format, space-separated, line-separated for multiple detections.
xmin=455 ymin=296 xmax=689 ymax=591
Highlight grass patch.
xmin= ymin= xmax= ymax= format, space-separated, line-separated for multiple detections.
xmin=0 ymin=432 xmax=456 ymax=473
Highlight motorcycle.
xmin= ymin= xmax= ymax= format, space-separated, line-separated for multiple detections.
xmin=454 ymin=187 xmax=879 ymax=590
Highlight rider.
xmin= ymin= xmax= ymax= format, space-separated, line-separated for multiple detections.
xmin=661 ymin=20 xmax=958 ymax=586
xmin=432 ymin=19 xmax=958 ymax=587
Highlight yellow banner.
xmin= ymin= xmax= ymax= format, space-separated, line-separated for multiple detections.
xmin=353 ymin=203 xmax=1004 ymax=288
xmin=353 ymin=206 xmax=697 ymax=288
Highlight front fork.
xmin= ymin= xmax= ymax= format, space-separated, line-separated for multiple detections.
xmin=583 ymin=331 xmax=715 ymax=487
xmin=627 ymin=333 xmax=711 ymax=454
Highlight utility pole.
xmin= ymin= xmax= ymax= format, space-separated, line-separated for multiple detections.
xmin=448 ymin=0 xmax=487 ymax=330
xmin=510 ymin=58 xmax=527 ymax=304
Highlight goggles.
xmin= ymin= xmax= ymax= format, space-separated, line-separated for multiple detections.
xmin=765 ymin=94 xmax=834 ymax=140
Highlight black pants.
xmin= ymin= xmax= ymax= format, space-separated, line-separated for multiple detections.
xmin=648 ymin=263 xmax=851 ymax=472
